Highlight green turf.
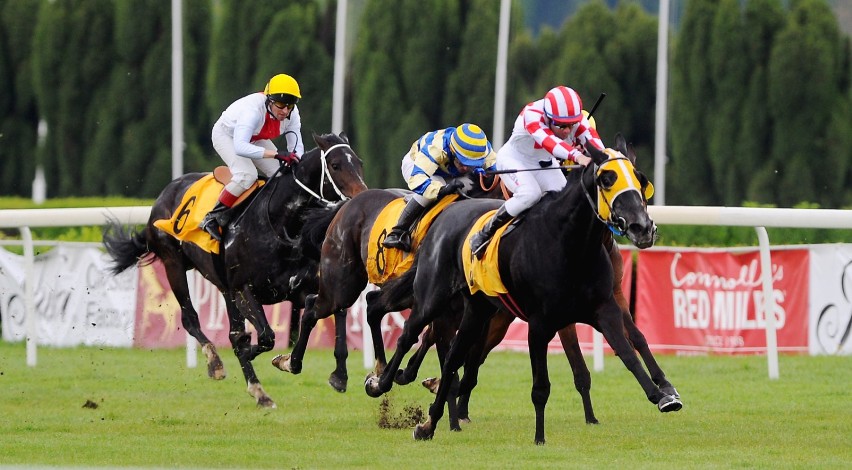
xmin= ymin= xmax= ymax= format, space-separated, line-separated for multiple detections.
xmin=0 ymin=342 xmax=849 ymax=469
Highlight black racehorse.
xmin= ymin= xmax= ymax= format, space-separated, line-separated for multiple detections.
xmin=102 ymin=132 xmax=367 ymax=408
xmin=368 ymin=230 xmax=640 ymax=427
xmin=365 ymin=134 xmax=682 ymax=444
xmin=274 ymin=172 xmax=503 ymax=394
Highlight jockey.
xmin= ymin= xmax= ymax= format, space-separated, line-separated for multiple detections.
xmin=200 ymin=73 xmax=304 ymax=241
xmin=383 ymin=123 xmax=496 ymax=252
xmin=469 ymin=86 xmax=604 ymax=258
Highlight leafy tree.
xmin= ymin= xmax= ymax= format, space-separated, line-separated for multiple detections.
xmin=31 ymin=0 xmax=115 ymax=197
xmin=707 ymin=0 xmax=749 ymax=205
xmin=668 ymin=0 xmax=717 ymax=205
xmin=0 ymin=0 xmax=40 ymax=197
xmin=739 ymin=0 xmax=785 ymax=204
xmin=767 ymin=0 xmax=845 ymax=206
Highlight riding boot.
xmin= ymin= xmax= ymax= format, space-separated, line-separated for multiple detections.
xmin=470 ymin=206 xmax=513 ymax=259
xmin=199 ymin=202 xmax=231 ymax=242
xmin=382 ymin=198 xmax=427 ymax=251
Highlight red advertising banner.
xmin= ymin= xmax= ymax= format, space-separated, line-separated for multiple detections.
xmin=497 ymin=249 xmax=634 ymax=353
xmin=134 ymin=261 xmax=292 ymax=349
xmin=635 ymin=248 xmax=809 ymax=354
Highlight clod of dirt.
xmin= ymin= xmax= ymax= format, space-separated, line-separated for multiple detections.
xmin=82 ymin=399 xmax=99 ymax=409
xmin=377 ymin=396 xmax=424 ymax=429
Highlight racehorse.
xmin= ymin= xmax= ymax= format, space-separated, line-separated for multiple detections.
xmin=365 ymin=134 xmax=682 ymax=444
xmin=102 ymin=132 xmax=367 ymax=408
xmin=273 ymin=172 xmax=503 ymax=394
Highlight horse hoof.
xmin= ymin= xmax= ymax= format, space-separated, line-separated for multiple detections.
xmin=207 ymin=361 xmax=226 ymax=380
xmin=364 ymin=374 xmax=383 ymax=398
xmin=328 ymin=374 xmax=348 ymax=393
xmin=658 ymin=395 xmax=683 ymax=413
xmin=421 ymin=377 xmax=440 ymax=394
xmin=257 ymin=396 xmax=277 ymax=409
xmin=413 ymin=424 xmax=434 ymax=441
xmin=271 ymin=354 xmax=300 ymax=374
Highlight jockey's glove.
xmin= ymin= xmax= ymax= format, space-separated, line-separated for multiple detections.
xmin=275 ymin=151 xmax=300 ymax=166
xmin=437 ymin=179 xmax=464 ymax=198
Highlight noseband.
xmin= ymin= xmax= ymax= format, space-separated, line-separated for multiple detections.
xmin=292 ymin=143 xmax=353 ymax=207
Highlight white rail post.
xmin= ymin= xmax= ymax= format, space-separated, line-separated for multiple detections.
xmin=22 ymin=227 xmax=37 ymax=367
xmin=755 ymin=227 xmax=779 ymax=379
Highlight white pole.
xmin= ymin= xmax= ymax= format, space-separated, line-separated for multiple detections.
xmin=331 ymin=0 xmax=348 ymax=134
xmin=755 ymin=227 xmax=779 ymax=379
xmin=492 ymin=0 xmax=511 ymax=148
xmin=185 ymin=271 xmax=198 ymax=368
xmin=171 ymin=0 xmax=184 ymax=179
xmin=592 ymin=330 xmax=604 ymax=372
xmin=653 ymin=0 xmax=669 ymax=206
xmin=22 ymin=227 xmax=37 ymax=367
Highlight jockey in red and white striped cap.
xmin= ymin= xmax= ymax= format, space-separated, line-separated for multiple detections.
xmin=469 ymin=85 xmax=605 ymax=259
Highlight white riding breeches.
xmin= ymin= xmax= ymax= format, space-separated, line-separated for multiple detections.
xmin=496 ymin=141 xmax=568 ymax=217
xmin=212 ymin=124 xmax=280 ymax=195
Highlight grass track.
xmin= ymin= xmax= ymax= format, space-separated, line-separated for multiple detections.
xmin=0 ymin=342 xmax=849 ymax=469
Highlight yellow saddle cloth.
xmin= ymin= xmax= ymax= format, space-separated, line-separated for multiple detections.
xmin=365 ymin=195 xmax=458 ymax=285
xmin=461 ymin=210 xmax=513 ymax=296
xmin=152 ymin=174 xmax=263 ymax=254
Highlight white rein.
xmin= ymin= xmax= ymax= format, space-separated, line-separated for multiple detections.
xmin=292 ymin=143 xmax=352 ymax=207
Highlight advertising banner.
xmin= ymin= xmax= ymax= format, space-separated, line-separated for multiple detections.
xmin=635 ymin=248 xmax=809 ymax=354
xmin=808 ymin=244 xmax=852 ymax=355
xmin=0 ymin=246 xmax=136 ymax=347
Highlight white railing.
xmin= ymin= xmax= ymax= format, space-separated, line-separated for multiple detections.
xmin=2 ymin=205 xmax=852 ymax=378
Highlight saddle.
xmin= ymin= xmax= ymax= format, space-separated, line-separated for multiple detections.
xmin=152 ymin=167 xmax=265 ymax=254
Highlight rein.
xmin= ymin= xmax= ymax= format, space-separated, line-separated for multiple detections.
xmin=292 ymin=143 xmax=352 ymax=207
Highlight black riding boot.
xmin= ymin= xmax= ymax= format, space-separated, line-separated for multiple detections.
xmin=199 ymin=202 xmax=231 ymax=242
xmin=382 ymin=198 xmax=427 ymax=251
xmin=470 ymin=206 xmax=513 ymax=259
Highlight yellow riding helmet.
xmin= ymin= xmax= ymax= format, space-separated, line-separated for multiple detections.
xmin=264 ymin=74 xmax=301 ymax=105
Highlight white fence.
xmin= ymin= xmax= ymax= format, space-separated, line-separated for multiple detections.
xmin=1 ymin=205 xmax=852 ymax=379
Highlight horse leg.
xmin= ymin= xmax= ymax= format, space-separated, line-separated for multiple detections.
xmin=454 ymin=310 xmax=506 ymax=423
xmin=365 ymin=289 xmax=390 ymax=374
xmin=364 ymin=298 xmax=438 ymax=398
xmin=328 ymin=310 xmax=349 ymax=393
xmin=414 ymin=298 xmax=488 ymax=441
xmin=229 ymin=290 xmax=276 ymax=408
xmin=527 ymin=321 xmax=553 ymax=445
xmin=596 ymin=303 xmax=681 ymax=413
xmin=607 ymin=242 xmax=679 ymax=399
xmin=272 ymin=294 xmax=320 ymax=375
xmin=556 ymin=325 xmax=598 ymax=424
xmin=162 ymin=260 xmax=225 ymax=380
xmin=398 ymin=324 xmax=436 ymax=386
xmin=621 ymin=311 xmax=679 ymax=398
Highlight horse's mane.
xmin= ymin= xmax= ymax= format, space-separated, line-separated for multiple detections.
xmin=299 ymin=203 xmax=345 ymax=260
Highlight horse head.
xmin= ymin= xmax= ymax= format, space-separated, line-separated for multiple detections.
xmin=295 ymin=132 xmax=368 ymax=205
xmin=586 ymin=133 xmax=657 ymax=249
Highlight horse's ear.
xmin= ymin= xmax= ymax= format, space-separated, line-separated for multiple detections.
xmin=614 ymin=133 xmax=628 ymax=155
xmin=338 ymin=131 xmax=349 ymax=144
xmin=312 ymin=131 xmax=330 ymax=151
xmin=626 ymin=142 xmax=637 ymax=164
xmin=586 ymin=144 xmax=608 ymax=166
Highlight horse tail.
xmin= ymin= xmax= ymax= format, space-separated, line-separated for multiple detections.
xmin=102 ymin=217 xmax=154 ymax=275
xmin=300 ymin=202 xmax=345 ymax=261
xmin=379 ymin=257 xmax=418 ymax=307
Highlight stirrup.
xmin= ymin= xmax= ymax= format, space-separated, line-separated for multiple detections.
xmin=383 ymin=230 xmax=412 ymax=251
xmin=199 ymin=216 xmax=222 ymax=242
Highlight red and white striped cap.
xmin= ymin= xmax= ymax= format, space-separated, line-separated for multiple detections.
xmin=543 ymin=86 xmax=583 ymax=124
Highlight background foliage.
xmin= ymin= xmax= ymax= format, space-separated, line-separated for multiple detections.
xmin=0 ymin=0 xmax=849 ymax=208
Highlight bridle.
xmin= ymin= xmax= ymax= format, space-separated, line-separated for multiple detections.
xmin=581 ymin=154 xmax=642 ymax=237
xmin=292 ymin=143 xmax=354 ymax=207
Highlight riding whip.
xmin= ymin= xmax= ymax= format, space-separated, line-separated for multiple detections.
xmin=485 ymin=165 xmax=582 ymax=175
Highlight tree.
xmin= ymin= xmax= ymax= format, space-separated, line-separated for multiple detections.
xmin=668 ymin=0 xmax=717 ymax=205
xmin=767 ymin=0 xmax=845 ymax=206
xmin=0 ymin=0 xmax=40 ymax=197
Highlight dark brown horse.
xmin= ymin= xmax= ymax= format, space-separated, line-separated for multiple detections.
xmin=102 ymin=132 xmax=367 ymax=408
xmin=366 ymin=134 xmax=682 ymax=444
xmin=273 ymin=172 xmax=503 ymax=393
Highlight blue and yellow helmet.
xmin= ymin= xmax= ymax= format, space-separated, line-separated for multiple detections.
xmin=450 ymin=123 xmax=490 ymax=167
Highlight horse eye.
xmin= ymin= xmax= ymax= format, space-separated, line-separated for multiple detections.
xmin=331 ymin=163 xmax=341 ymax=171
